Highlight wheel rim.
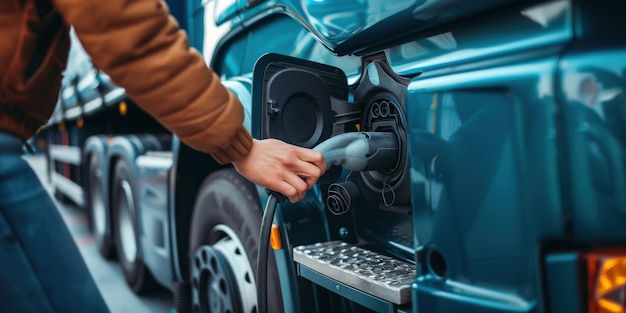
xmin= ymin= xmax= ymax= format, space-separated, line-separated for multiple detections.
xmin=118 ymin=180 xmax=137 ymax=263
xmin=192 ymin=225 xmax=257 ymax=313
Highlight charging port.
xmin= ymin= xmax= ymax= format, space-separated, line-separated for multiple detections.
xmin=358 ymin=92 xmax=410 ymax=208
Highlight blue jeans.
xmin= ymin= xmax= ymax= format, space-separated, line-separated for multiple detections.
xmin=0 ymin=132 xmax=109 ymax=312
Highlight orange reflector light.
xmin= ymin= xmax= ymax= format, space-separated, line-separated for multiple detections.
xmin=270 ymin=225 xmax=282 ymax=250
xmin=77 ymin=117 xmax=84 ymax=128
xmin=586 ymin=253 xmax=626 ymax=313
xmin=119 ymin=101 xmax=127 ymax=116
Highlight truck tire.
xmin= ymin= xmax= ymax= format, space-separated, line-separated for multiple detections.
xmin=87 ymin=153 xmax=115 ymax=259
xmin=112 ymin=158 xmax=156 ymax=294
xmin=189 ymin=169 xmax=284 ymax=313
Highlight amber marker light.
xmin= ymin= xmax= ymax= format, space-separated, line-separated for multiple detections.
xmin=586 ymin=252 xmax=626 ymax=313
xmin=270 ymin=225 xmax=282 ymax=250
xmin=119 ymin=101 xmax=128 ymax=116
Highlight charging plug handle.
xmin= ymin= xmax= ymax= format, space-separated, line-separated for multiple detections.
xmin=314 ymin=132 xmax=400 ymax=172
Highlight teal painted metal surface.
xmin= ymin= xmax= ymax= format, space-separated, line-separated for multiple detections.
xmin=165 ymin=0 xmax=187 ymax=29
xmin=186 ymin=0 xmax=204 ymax=51
xmin=407 ymin=58 xmax=562 ymax=312
xmin=558 ymin=0 xmax=626 ymax=246
xmin=213 ymin=0 xmax=241 ymax=25
xmin=559 ymin=50 xmax=626 ymax=242
xmin=400 ymin=3 xmax=589 ymax=312
xmin=387 ymin=0 xmax=572 ymax=75
xmin=237 ymin=0 xmax=525 ymax=55
xmin=544 ymin=253 xmax=584 ymax=313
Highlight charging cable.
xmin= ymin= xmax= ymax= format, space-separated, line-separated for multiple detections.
xmin=257 ymin=191 xmax=285 ymax=313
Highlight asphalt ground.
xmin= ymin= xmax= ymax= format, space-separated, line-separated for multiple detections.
xmin=24 ymin=154 xmax=173 ymax=313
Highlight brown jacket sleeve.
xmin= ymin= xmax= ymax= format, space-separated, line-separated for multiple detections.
xmin=51 ymin=0 xmax=252 ymax=164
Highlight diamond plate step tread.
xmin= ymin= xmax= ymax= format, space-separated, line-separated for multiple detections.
xmin=293 ymin=241 xmax=416 ymax=304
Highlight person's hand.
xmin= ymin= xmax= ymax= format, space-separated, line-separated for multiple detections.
xmin=232 ymin=139 xmax=326 ymax=203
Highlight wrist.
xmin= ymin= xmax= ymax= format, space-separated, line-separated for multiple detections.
xmin=209 ymin=127 xmax=253 ymax=164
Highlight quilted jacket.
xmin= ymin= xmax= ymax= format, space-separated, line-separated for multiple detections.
xmin=0 ymin=0 xmax=252 ymax=164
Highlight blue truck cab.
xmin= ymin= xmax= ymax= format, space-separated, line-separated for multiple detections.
xmin=42 ymin=0 xmax=626 ymax=312
xmin=202 ymin=0 xmax=626 ymax=312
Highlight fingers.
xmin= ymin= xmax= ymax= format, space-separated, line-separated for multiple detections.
xmin=295 ymin=148 xmax=326 ymax=173
xmin=303 ymin=177 xmax=317 ymax=190
xmin=292 ymin=160 xmax=322 ymax=189
xmin=277 ymin=145 xmax=326 ymax=202
xmin=272 ymin=178 xmax=305 ymax=203
xmin=272 ymin=181 xmax=297 ymax=203
xmin=284 ymin=174 xmax=308 ymax=203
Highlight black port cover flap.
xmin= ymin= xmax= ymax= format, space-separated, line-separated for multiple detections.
xmin=252 ymin=53 xmax=348 ymax=148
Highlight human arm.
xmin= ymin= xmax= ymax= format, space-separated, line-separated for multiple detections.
xmin=51 ymin=0 xmax=324 ymax=200
xmin=52 ymin=0 xmax=248 ymax=161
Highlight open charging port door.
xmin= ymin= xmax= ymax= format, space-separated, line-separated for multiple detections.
xmin=251 ymin=53 xmax=362 ymax=148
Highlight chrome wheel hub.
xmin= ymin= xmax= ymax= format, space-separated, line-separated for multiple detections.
xmin=192 ymin=225 xmax=257 ymax=313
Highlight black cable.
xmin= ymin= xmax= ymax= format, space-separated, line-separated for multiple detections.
xmin=257 ymin=192 xmax=284 ymax=313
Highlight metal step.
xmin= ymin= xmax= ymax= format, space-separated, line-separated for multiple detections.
xmin=293 ymin=241 xmax=416 ymax=305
